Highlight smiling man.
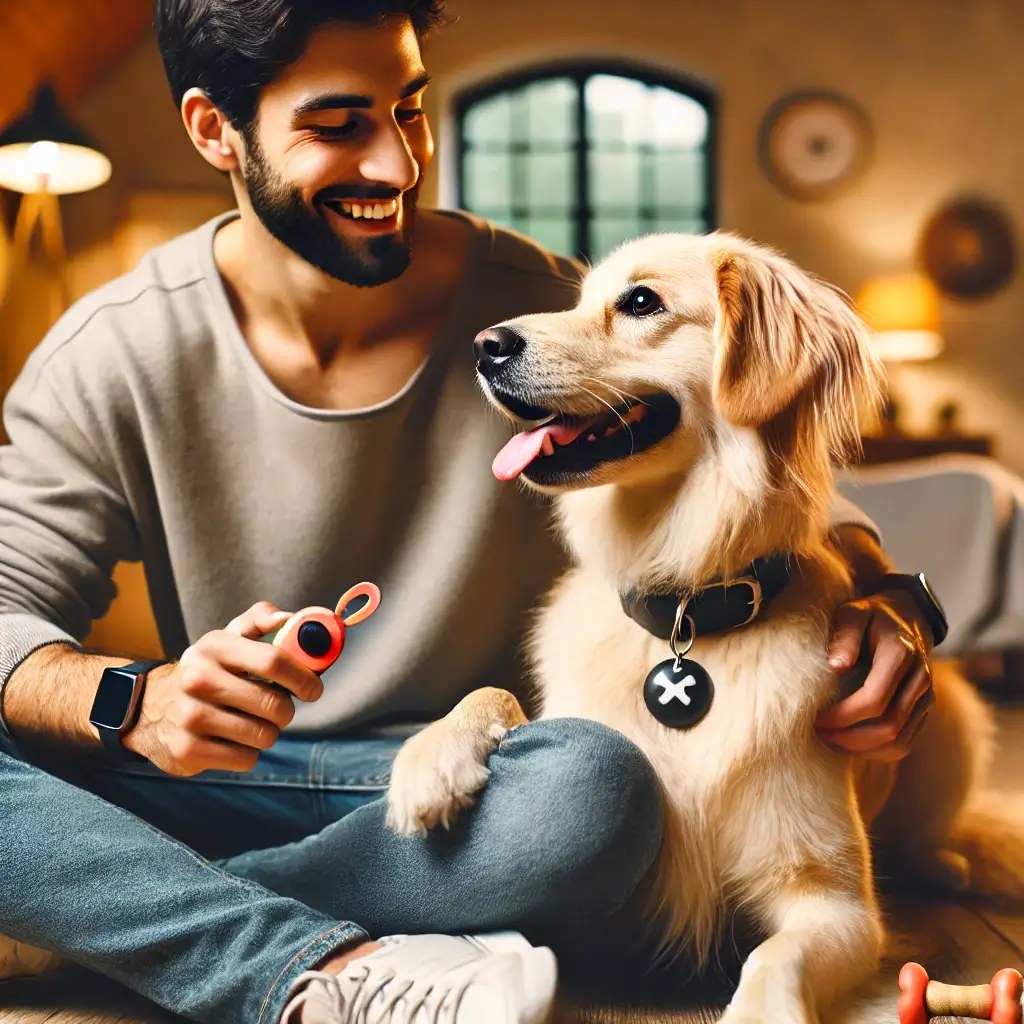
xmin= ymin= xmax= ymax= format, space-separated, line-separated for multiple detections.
xmin=0 ymin=2 xmax=940 ymax=1022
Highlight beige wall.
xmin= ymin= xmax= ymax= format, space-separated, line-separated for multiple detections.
xmin=2 ymin=0 xmax=1023 ymax=651
xmin=53 ymin=0 xmax=1024 ymax=469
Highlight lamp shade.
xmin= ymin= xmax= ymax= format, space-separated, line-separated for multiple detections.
xmin=855 ymin=273 xmax=943 ymax=362
xmin=0 ymin=85 xmax=111 ymax=195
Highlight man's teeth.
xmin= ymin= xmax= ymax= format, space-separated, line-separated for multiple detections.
xmin=337 ymin=199 xmax=399 ymax=220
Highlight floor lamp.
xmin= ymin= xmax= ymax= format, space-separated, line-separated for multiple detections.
xmin=0 ymin=84 xmax=111 ymax=395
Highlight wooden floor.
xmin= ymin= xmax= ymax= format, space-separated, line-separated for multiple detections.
xmin=3 ymin=706 xmax=1024 ymax=1024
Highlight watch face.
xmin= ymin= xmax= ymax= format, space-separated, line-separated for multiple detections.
xmin=90 ymin=670 xmax=136 ymax=730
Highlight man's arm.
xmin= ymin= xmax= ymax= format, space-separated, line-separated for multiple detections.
xmin=0 ymin=354 xmax=321 ymax=772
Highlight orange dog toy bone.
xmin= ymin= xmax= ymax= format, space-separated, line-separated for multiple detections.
xmin=898 ymin=963 xmax=1023 ymax=1024
xmin=267 ymin=582 xmax=381 ymax=674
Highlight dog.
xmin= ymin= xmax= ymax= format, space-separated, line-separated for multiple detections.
xmin=386 ymin=231 xmax=1024 ymax=1023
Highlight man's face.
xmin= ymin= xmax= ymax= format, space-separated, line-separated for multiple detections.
xmin=240 ymin=16 xmax=433 ymax=287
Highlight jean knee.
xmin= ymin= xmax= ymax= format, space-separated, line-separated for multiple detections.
xmin=494 ymin=718 xmax=663 ymax=914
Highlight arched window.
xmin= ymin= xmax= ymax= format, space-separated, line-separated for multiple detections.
xmin=455 ymin=63 xmax=716 ymax=264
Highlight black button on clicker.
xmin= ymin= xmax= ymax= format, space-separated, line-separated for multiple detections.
xmin=297 ymin=621 xmax=333 ymax=658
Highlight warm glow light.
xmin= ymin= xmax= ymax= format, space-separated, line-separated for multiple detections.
xmin=0 ymin=141 xmax=111 ymax=195
xmin=26 ymin=140 xmax=59 ymax=177
xmin=855 ymin=273 xmax=944 ymax=363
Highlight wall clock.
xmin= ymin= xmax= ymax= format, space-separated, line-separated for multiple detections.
xmin=919 ymin=196 xmax=1016 ymax=300
xmin=759 ymin=92 xmax=872 ymax=200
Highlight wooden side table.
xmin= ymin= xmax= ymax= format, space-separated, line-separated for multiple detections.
xmin=858 ymin=433 xmax=993 ymax=466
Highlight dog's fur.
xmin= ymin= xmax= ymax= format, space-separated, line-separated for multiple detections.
xmin=386 ymin=232 xmax=1024 ymax=1023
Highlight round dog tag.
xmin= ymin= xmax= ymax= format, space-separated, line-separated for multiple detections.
xmin=643 ymin=658 xmax=714 ymax=729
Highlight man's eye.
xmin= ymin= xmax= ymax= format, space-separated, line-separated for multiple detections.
xmin=397 ymin=108 xmax=425 ymax=123
xmin=312 ymin=121 xmax=359 ymax=139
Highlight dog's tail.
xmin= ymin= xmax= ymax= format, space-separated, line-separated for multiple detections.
xmin=945 ymin=790 xmax=1024 ymax=902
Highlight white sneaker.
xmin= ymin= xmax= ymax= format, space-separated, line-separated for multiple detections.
xmin=281 ymin=931 xmax=557 ymax=1024
xmin=0 ymin=934 xmax=60 ymax=980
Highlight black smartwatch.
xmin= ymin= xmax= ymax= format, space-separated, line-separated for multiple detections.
xmin=89 ymin=659 xmax=164 ymax=762
xmin=874 ymin=572 xmax=949 ymax=647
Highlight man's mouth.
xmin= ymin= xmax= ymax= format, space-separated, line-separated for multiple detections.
xmin=321 ymin=196 xmax=402 ymax=233
xmin=488 ymin=389 xmax=681 ymax=486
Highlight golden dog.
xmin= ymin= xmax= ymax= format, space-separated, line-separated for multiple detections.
xmin=386 ymin=232 xmax=1024 ymax=1023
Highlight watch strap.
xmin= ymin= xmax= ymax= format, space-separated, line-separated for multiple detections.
xmin=874 ymin=572 xmax=949 ymax=647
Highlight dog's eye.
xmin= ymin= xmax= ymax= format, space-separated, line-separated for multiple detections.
xmin=620 ymin=286 xmax=665 ymax=318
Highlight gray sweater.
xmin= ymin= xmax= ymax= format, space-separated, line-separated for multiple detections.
xmin=0 ymin=211 xmax=875 ymax=735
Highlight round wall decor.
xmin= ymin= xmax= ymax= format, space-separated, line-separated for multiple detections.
xmin=759 ymin=92 xmax=872 ymax=200
xmin=919 ymin=196 xmax=1016 ymax=300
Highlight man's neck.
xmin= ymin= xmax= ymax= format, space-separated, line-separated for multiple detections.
xmin=212 ymin=205 xmax=474 ymax=410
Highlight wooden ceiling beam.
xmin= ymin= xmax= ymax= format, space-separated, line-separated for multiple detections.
xmin=0 ymin=0 xmax=153 ymax=133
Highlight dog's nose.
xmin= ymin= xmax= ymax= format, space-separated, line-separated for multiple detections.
xmin=474 ymin=326 xmax=525 ymax=378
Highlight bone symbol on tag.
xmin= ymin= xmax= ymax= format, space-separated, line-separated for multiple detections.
xmin=654 ymin=674 xmax=697 ymax=705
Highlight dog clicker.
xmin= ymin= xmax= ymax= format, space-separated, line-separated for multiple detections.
xmin=262 ymin=582 xmax=381 ymax=674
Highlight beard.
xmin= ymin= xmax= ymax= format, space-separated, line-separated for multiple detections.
xmin=241 ymin=130 xmax=415 ymax=288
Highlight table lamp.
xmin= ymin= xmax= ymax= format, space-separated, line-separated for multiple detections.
xmin=855 ymin=273 xmax=944 ymax=433
xmin=855 ymin=272 xmax=944 ymax=363
xmin=0 ymin=84 xmax=112 ymax=307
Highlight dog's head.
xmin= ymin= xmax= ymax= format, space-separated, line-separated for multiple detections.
xmin=477 ymin=232 xmax=885 ymax=515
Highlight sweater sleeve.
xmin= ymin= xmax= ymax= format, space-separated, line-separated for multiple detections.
xmin=0 ymin=365 xmax=141 ymax=719
xmin=829 ymin=490 xmax=881 ymax=544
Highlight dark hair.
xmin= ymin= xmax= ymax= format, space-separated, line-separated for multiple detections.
xmin=154 ymin=0 xmax=448 ymax=128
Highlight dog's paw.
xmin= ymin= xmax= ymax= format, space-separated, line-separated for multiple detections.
xmin=386 ymin=719 xmax=507 ymax=837
xmin=0 ymin=935 xmax=59 ymax=980
xmin=719 ymin=966 xmax=818 ymax=1024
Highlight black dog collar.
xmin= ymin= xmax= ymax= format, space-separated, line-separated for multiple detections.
xmin=620 ymin=552 xmax=796 ymax=642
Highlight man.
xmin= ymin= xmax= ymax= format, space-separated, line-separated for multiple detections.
xmin=0 ymin=1 xmax=939 ymax=1022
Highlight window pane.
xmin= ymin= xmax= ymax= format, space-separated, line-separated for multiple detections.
xmin=589 ymin=149 xmax=642 ymax=207
xmin=462 ymin=92 xmax=513 ymax=145
xmin=526 ymin=150 xmax=575 ymax=208
xmin=586 ymin=75 xmax=650 ymax=146
xmin=522 ymin=216 xmax=575 ymax=257
xmin=463 ymin=151 xmax=513 ymax=208
xmin=650 ymin=86 xmax=709 ymax=149
xmin=519 ymin=78 xmax=577 ymax=143
xmin=653 ymin=150 xmax=706 ymax=210
xmin=591 ymin=216 xmax=643 ymax=260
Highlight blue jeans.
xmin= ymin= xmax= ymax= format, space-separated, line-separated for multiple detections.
xmin=0 ymin=719 xmax=663 ymax=1024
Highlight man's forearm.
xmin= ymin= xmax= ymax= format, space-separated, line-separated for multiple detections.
xmin=833 ymin=524 xmax=895 ymax=596
xmin=3 ymin=644 xmax=132 ymax=751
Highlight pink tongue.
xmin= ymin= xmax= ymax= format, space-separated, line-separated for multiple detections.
xmin=492 ymin=420 xmax=596 ymax=481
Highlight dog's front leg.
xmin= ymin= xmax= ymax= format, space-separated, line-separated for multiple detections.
xmin=386 ymin=687 xmax=528 ymax=837
xmin=719 ymin=888 xmax=883 ymax=1024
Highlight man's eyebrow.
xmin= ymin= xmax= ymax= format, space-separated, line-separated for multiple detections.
xmin=292 ymin=74 xmax=431 ymax=118
xmin=400 ymin=72 xmax=432 ymax=99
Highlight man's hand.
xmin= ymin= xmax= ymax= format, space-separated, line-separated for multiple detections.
xmin=123 ymin=602 xmax=322 ymax=776
xmin=816 ymin=589 xmax=934 ymax=763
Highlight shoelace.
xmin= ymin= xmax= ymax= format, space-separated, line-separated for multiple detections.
xmin=312 ymin=961 xmax=473 ymax=1024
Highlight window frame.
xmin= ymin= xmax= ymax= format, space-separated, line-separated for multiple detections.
xmin=454 ymin=59 xmax=718 ymax=264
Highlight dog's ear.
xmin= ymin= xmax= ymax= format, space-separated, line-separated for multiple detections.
xmin=712 ymin=246 xmax=886 ymax=459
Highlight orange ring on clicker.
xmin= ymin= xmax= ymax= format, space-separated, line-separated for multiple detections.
xmin=273 ymin=607 xmax=345 ymax=674
xmin=335 ymin=582 xmax=381 ymax=626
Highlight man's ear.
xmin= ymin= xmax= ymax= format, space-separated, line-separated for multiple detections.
xmin=712 ymin=246 xmax=886 ymax=456
xmin=181 ymin=88 xmax=240 ymax=173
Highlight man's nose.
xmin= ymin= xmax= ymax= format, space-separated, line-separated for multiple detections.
xmin=358 ymin=122 xmax=419 ymax=194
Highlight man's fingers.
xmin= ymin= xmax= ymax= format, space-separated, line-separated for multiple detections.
xmin=817 ymin=628 xmax=914 ymax=731
xmin=827 ymin=602 xmax=871 ymax=671
xmin=817 ymin=672 xmax=933 ymax=755
xmin=226 ymin=601 xmax=292 ymax=640
xmin=837 ymin=689 xmax=934 ymax=763
xmin=189 ymin=631 xmax=323 ymax=703
xmin=181 ymin=664 xmax=296 ymax=728
xmin=169 ymin=698 xmax=281 ymax=752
